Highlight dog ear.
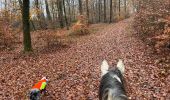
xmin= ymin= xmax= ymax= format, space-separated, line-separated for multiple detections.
xmin=101 ymin=60 xmax=109 ymax=76
xmin=117 ymin=59 xmax=125 ymax=74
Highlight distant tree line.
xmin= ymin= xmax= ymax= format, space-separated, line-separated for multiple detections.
xmin=0 ymin=0 xmax=138 ymax=51
xmin=0 ymin=0 xmax=138 ymax=30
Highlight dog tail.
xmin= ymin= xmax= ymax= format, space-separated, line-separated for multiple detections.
xmin=101 ymin=59 xmax=109 ymax=76
xmin=117 ymin=59 xmax=125 ymax=74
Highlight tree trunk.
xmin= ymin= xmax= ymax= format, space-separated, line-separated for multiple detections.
xmin=86 ymin=0 xmax=89 ymax=24
xmin=66 ymin=0 xmax=71 ymax=25
xmin=104 ymin=0 xmax=106 ymax=22
xmin=58 ymin=0 xmax=64 ymax=28
xmin=19 ymin=0 xmax=35 ymax=31
xmin=45 ymin=0 xmax=52 ymax=21
xmin=51 ymin=0 xmax=55 ymax=21
xmin=35 ymin=0 xmax=43 ymax=29
xmin=63 ymin=0 xmax=69 ymax=30
xmin=98 ymin=0 xmax=101 ymax=22
xmin=72 ymin=0 xmax=76 ymax=21
xmin=110 ymin=0 xmax=113 ymax=23
xmin=4 ymin=0 xmax=7 ymax=10
xmin=119 ymin=0 xmax=121 ymax=17
xmin=18 ymin=0 xmax=23 ymax=8
xmin=124 ymin=0 xmax=127 ymax=17
xmin=114 ymin=0 xmax=117 ymax=19
xmin=78 ymin=0 xmax=83 ymax=15
xmin=95 ymin=0 xmax=98 ymax=22
xmin=22 ymin=0 xmax=32 ymax=51
xmin=92 ymin=2 xmax=96 ymax=23
xmin=131 ymin=0 xmax=135 ymax=12
xmin=4 ymin=0 xmax=8 ymax=18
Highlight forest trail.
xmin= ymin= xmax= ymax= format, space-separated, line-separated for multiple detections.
xmin=0 ymin=18 xmax=169 ymax=100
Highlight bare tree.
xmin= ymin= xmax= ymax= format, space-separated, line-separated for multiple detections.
xmin=104 ymin=0 xmax=106 ymax=22
xmin=57 ymin=0 xmax=64 ymax=28
xmin=35 ymin=0 xmax=43 ymax=28
xmin=63 ymin=0 xmax=69 ymax=30
xmin=22 ymin=0 xmax=32 ymax=51
xmin=45 ymin=0 xmax=52 ymax=21
xmin=98 ymin=0 xmax=101 ymax=22
xmin=86 ymin=0 xmax=90 ymax=24
xmin=66 ymin=0 xmax=71 ymax=24
xmin=78 ymin=0 xmax=83 ymax=15
xmin=110 ymin=0 xmax=113 ymax=23
xmin=119 ymin=0 xmax=121 ymax=17
xmin=124 ymin=0 xmax=127 ymax=17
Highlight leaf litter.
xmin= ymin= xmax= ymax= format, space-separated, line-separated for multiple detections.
xmin=0 ymin=18 xmax=169 ymax=100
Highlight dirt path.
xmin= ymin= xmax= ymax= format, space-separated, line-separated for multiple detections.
xmin=0 ymin=18 xmax=169 ymax=100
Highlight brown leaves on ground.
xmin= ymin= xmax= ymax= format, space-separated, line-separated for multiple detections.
xmin=0 ymin=18 xmax=170 ymax=100
xmin=134 ymin=0 xmax=170 ymax=52
xmin=0 ymin=18 xmax=14 ymax=50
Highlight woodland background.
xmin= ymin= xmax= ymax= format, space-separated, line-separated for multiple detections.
xmin=0 ymin=0 xmax=169 ymax=99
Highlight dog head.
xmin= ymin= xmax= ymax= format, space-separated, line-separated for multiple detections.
xmin=29 ymin=89 xmax=40 ymax=100
xmin=101 ymin=59 xmax=125 ymax=77
xmin=99 ymin=59 xmax=127 ymax=100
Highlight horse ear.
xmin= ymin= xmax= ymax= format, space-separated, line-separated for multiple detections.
xmin=101 ymin=60 xmax=109 ymax=76
xmin=117 ymin=59 xmax=125 ymax=74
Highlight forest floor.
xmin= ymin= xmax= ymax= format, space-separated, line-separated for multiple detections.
xmin=0 ymin=18 xmax=170 ymax=100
